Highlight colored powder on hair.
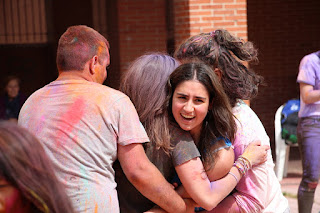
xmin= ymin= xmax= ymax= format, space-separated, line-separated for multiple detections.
xmin=96 ymin=41 xmax=107 ymax=56
xmin=71 ymin=37 xmax=78 ymax=43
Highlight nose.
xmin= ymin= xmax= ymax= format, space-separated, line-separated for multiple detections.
xmin=183 ymin=101 xmax=194 ymax=113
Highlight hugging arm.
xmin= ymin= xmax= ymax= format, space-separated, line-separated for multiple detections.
xmin=175 ymin=141 xmax=269 ymax=211
xmin=118 ymin=143 xmax=194 ymax=213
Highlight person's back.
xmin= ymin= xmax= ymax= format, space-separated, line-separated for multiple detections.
xmin=114 ymin=54 xmax=185 ymax=212
xmin=19 ymin=79 xmax=145 ymax=212
xmin=18 ymin=25 xmax=151 ymax=212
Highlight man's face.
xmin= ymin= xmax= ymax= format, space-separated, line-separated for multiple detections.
xmin=6 ymin=79 xmax=19 ymax=99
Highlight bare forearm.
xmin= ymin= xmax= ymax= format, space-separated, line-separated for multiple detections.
xmin=302 ymin=90 xmax=320 ymax=104
xmin=300 ymin=83 xmax=320 ymax=104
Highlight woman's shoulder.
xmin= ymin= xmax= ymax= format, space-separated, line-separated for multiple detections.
xmin=169 ymin=122 xmax=193 ymax=144
xmin=233 ymin=100 xmax=262 ymax=124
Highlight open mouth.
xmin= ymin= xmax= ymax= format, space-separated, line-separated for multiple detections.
xmin=181 ymin=113 xmax=195 ymax=120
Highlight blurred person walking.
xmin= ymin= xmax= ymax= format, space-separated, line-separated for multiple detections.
xmin=297 ymin=50 xmax=320 ymax=213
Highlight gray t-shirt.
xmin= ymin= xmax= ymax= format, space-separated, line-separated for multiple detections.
xmin=19 ymin=79 xmax=149 ymax=212
xmin=114 ymin=124 xmax=200 ymax=213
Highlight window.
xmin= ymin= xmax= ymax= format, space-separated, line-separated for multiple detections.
xmin=0 ymin=0 xmax=47 ymax=44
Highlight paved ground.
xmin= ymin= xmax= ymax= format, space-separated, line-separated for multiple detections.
xmin=280 ymin=159 xmax=320 ymax=213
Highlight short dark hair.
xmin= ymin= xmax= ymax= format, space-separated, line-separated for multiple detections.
xmin=56 ymin=25 xmax=109 ymax=71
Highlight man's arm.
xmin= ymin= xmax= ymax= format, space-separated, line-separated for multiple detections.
xmin=117 ymin=143 xmax=193 ymax=213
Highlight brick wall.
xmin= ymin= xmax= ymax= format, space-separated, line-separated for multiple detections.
xmin=248 ymin=0 xmax=320 ymax=157
xmin=114 ymin=0 xmax=320 ymax=158
xmin=173 ymin=0 xmax=248 ymax=47
xmin=117 ymin=0 xmax=168 ymax=77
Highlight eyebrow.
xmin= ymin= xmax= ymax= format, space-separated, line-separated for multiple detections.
xmin=176 ymin=92 xmax=207 ymax=100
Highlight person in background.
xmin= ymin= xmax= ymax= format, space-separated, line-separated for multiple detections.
xmin=296 ymin=50 xmax=320 ymax=213
xmin=115 ymin=54 xmax=269 ymax=212
xmin=0 ymin=121 xmax=75 ymax=213
xmin=0 ymin=76 xmax=26 ymax=122
xmin=175 ymin=29 xmax=289 ymax=212
xmin=18 ymin=25 xmax=193 ymax=212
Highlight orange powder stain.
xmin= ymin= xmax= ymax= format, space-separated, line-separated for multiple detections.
xmin=97 ymin=41 xmax=106 ymax=55
xmin=55 ymin=97 xmax=85 ymax=147
xmin=94 ymin=203 xmax=98 ymax=213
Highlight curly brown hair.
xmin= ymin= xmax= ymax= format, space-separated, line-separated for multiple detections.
xmin=175 ymin=29 xmax=263 ymax=107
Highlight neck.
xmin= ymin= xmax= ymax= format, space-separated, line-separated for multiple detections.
xmin=57 ymin=70 xmax=93 ymax=82
xmin=190 ymin=129 xmax=201 ymax=145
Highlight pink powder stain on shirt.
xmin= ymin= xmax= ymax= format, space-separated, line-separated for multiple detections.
xmin=55 ymin=97 xmax=85 ymax=147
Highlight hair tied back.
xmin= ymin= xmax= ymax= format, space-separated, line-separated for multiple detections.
xmin=210 ymin=30 xmax=215 ymax=38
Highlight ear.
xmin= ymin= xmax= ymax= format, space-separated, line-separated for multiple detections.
xmin=89 ymin=55 xmax=99 ymax=75
xmin=214 ymin=68 xmax=222 ymax=81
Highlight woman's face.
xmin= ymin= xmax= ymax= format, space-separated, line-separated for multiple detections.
xmin=0 ymin=178 xmax=26 ymax=213
xmin=5 ymin=79 xmax=20 ymax=99
xmin=172 ymin=79 xmax=210 ymax=140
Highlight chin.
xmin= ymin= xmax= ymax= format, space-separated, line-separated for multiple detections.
xmin=179 ymin=125 xmax=192 ymax=131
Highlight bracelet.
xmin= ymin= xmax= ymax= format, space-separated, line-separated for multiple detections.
xmin=233 ymin=155 xmax=252 ymax=176
xmin=238 ymin=156 xmax=252 ymax=169
xmin=233 ymin=162 xmax=245 ymax=176
xmin=228 ymin=171 xmax=239 ymax=183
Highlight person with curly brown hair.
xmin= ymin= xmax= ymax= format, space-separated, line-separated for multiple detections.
xmin=175 ymin=29 xmax=289 ymax=212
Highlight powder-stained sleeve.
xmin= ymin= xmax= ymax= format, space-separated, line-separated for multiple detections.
xmin=297 ymin=54 xmax=317 ymax=86
xmin=169 ymin=124 xmax=200 ymax=166
xmin=110 ymin=95 xmax=149 ymax=146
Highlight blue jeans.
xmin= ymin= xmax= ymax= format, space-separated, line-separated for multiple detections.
xmin=297 ymin=116 xmax=320 ymax=213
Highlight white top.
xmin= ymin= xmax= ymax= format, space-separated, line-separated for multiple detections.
xmin=232 ymin=101 xmax=289 ymax=213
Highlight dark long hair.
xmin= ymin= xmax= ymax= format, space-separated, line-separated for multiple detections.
xmin=120 ymin=53 xmax=180 ymax=153
xmin=0 ymin=121 xmax=75 ymax=213
xmin=167 ymin=63 xmax=236 ymax=169
xmin=175 ymin=29 xmax=263 ymax=107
